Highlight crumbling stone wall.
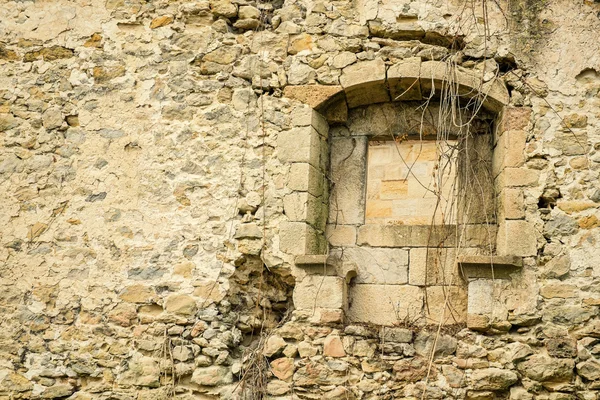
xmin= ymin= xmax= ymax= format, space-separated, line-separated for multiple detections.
xmin=1 ymin=0 xmax=600 ymax=399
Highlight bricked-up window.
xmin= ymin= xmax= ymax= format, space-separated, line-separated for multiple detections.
xmin=365 ymin=139 xmax=457 ymax=225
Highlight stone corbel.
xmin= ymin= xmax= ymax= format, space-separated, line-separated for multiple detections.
xmin=292 ymin=254 xmax=357 ymax=324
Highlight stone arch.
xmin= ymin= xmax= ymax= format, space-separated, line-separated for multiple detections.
xmin=280 ymin=58 xmax=532 ymax=328
xmin=284 ymin=58 xmax=509 ymax=119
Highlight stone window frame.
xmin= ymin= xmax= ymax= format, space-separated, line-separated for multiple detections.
xmin=277 ymin=58 xmax=536 ymax=326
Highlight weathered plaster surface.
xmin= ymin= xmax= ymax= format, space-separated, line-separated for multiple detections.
xmin=1 ymin=0 xmax=600 ymax=398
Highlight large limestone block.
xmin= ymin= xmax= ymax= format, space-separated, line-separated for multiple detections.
xmin=328 ymin=136 xmax=367 ymax=225
xmin=424 ymin=286 xmax=467 ymax=325
xmin=497 ymin=188 xmax=525 ymax=220
xmin=118 ymin=354 xmax=160 ymax=388
xmin=496 ymin=168 xmax=540 ymax=189
xmin=340 ymin=59 xmax=389 ymax=108
xmin=277 ymin=126 xmax=322 ymax=168
xmin=367 ymin=19 xmax=425 ymax=41
xmin=467 ymin=279 xmax=510 ymax=323
xmin=457 ymin=133 xmax=495 ymax=225
xmin=325 ymin=224 xmax=357 ymax=247
xmin=496 ymin=220 xmax=537 ymax=256
xmin=330 ymin=247 xmax=408 ymax=284
xmin=288 ymin=162 xmax=325 ymax=196
xmin=293 ymin=275 xmax=347 ymax=310
xmin=283 ymin=192 xmax=326 ymax=229
xmin=388 ymin=57 xmax=422 ymax=101
xmin=516 ymin=355 xmax=574 ymax=382
xmin=359 ymin=225 xmax=496 ymax=249
xmin=290 ymin=105 xmax=330 ymax=137
xmin=409 ymin=247 xmax=460 ymax=286
xmin=165 ymin=294 xmax=197 ymax=316
xmin=492 ymin=129 xmax=527 ymax=175
xmin=347 ymin=284 xmax=423 ymax=325
xmin=279 ymin=221 xmax=326 ymax=255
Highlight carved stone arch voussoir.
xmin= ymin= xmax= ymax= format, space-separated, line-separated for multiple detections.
xmin=283 ymin=58 xmax=510 ymax=122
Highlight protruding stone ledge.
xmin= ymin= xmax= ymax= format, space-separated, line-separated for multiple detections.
xmin=458 ymin=255 xmax=523 ymax=279
xmin=295 ymin=254 xmax=358 ymax=283
xmin=294 ymin=254 xmax=330 ymax=266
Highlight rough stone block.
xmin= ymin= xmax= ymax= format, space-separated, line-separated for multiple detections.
xmin=328 ymin=136 xmax=367 ymax=225
xmin=418 ymin=60 xmax=448 ymax=97
xmin=340 ymin=59 xmax=389 ymax=108
xmin=358 ymin=224 xmax=461 ymax=247
xmin=283 ymin=192 xmax=326 ymax=229
xmin=277 ymin=126 xmax=321 ymax=168
xmin=330 ymin=247 xmax=408 ymax=284
xmin=540 ymin=282 xmax=577 ymax=299
xmin=409 ymin=247 xmax=460 ymax=286
xmin=467 ymin=313 xmax=491 ymax=331
xmin=552 ymin=130 xmax=590 ymax=156
xmin=380 ymin=327 xmax=413 ymax=343
xmin=497 ymin=107 xmax=532 ymax=134
xmin=493 ymin=130 xmax=526 ymax=175
xmin=283 ymin=85 xmax=343 ymax=109
xmin=388 ymin=57 xmax=422 ymax=101
xmin=457 ymin=134 xmax=495 ymax=225
xmin=425 ymin=286 xmax=467 ymax=325
xmin=165 ymin=294 xmax=197 ymax=316
xmin=322 ymin=98 xmax=348 ymax=124
xmin=504 ymin=130 xmax=527 ymax=167
xmin=347 ymin=284 xmax=423 ymax=326
xmin=325 ymin=224 xmax=357 ymax=247
xmin=293 ymin=275 xmax=347 ymax=310
xmin=498 ymin=188 xmax=525 ymax=220
xmin=279 ymin=221 xmax=326 ymax=255
xmin=496 ymin=168 xmax=539 ymax=188
xmin=496 ymin=220 xmax=537 ymax=256
xmin=480 ymin=79 xmax=510 ymax=113
xmin=288 ymin=163 xmax=325 ymax=196
xmin=467 ymin=280 xmax=496 ymax=315
xmin=290 ymin=105 xmax=329 ymax=137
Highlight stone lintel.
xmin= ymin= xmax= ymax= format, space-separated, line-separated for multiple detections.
xmin=294 ymin=254 xmax=330 ymax=266
xmin=458 ymin=255 xmax=523 ymax=279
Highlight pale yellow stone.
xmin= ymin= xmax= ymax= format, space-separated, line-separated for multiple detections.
xmin=164 ymin=294 xmax=197 ymax=316
xmin=347 ymin=284 xmax=423 ymax=326
xmin=557 ymin=200 xmax=597 ymax=214
xmin=119 ymin=285 xmax=156 ymax=303
xmin=540 ymin=283 xmax=577 ymax=299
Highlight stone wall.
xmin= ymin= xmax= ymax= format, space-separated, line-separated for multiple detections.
xmin=1 ymin=0 xmax=600 ymax=399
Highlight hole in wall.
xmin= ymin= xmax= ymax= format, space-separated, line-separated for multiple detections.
xmin=538 ymin=187 xmax=561 ymax=210
xmin=575 ymin=68 xmax=600 ymax=83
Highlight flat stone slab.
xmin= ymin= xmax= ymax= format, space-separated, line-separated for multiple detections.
xmin=294 ymin=254 xmax=330 ymax=266
xmin=458 ymin=255 xmax=523 ymax=279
